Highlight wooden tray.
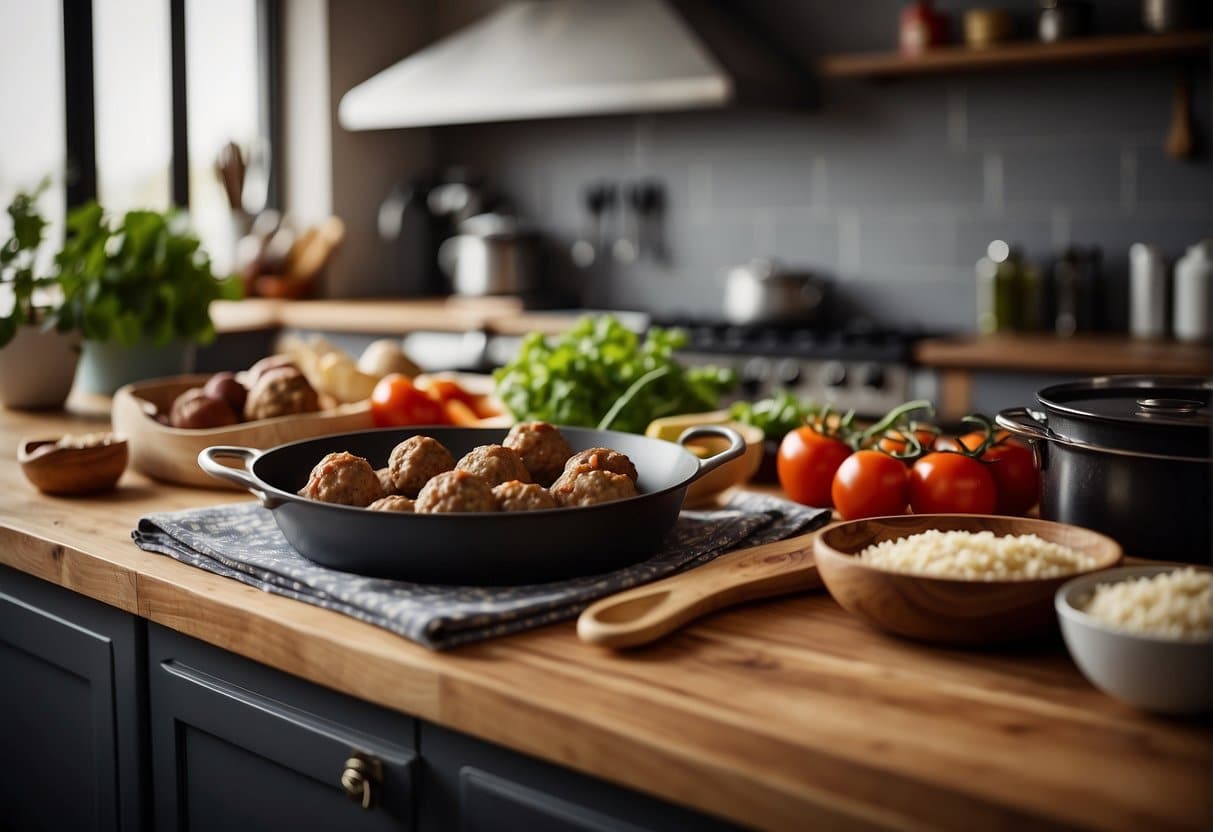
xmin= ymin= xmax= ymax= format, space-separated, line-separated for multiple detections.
xmin=112 ymin=374 xmax=374 ymax=489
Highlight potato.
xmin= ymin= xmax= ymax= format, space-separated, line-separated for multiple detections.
xmin=358 ymin=338 xmax=421 ymax=379
xmin=316 ymin=352 xmax=378 ymax=403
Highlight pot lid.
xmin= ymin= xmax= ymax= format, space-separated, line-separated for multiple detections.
xmin=1037 ymin=376 xmax=1212 ymax=457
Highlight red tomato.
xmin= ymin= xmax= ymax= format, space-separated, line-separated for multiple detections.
xmin=955 ymin=430 xmax=1039 ymax=515
xmin=909 ymin=452 xmax=997 ymax=515
xmin=777 ymin=427 xmax=852 ymax=507
xmin=877 ymin=427 xmax=939 ymax=458
xmin=831 ymin=451 xmax=909 ymax=520
xmin=370 ymin=374 xmax=450 ymax=427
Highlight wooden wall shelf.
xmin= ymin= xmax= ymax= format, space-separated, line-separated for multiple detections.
xmin=820 ymin=30 xmax=1211 ymax=79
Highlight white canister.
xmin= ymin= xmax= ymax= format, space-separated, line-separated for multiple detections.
xmin=1173 ymin=239 xmax=1213 ymax=342
xmin=1128 ymin=243 xmax=1168 ymax=338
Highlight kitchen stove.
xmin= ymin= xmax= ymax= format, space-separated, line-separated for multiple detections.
xmin=656 ymin=318 xmax=929 ymax=418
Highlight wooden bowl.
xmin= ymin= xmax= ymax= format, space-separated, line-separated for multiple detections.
xmin=18 ymin=434 xmax=129 ymax=496
xmin=112 ymin=374 xmax=374 ymax=489
xmin=814 ymin=515 xmax=1123 ymax=644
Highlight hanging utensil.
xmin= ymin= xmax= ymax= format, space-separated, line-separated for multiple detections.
xmin=1165 ymin=71 xmax=1195 ymax=160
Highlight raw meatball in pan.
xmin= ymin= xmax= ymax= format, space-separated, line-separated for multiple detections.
xmin=550 ymin=468 xmax=637 ymax=508
xmin=503 ymin=421 xmax=573 ymax=486
xmin=493 ymin=480 xmax=558 ymax=512
xmin=416 ymin=470 xmax=497 ymax=513
xmin=456 ymin=444 xmax=531 ymax=487
xmin=368 ymin=495 xmax=415 ymax=513
xmin=299 ymin=451 xmax=384 ymax=507
xmin=388 ymin=435 xmax=455 ymax=497
xmin=562 ymin=447 xmax=638 ymax=483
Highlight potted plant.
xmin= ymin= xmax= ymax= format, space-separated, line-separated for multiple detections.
xmin=0 ymin=185 xmax=82 ymax=409
xmin=57 ymin=202 xmax=242 ymax=395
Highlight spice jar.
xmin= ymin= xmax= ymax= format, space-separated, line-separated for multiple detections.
xmin=964 ymin=9 xmax=1015 ymax=48
xmin=900 ymin=1 xmax=950 ymax=54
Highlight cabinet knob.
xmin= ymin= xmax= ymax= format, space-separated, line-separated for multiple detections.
xmin=341 ymin=754 xmax=382 ymax=810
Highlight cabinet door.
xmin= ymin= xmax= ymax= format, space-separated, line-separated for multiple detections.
xmin=419 ymin=723 xmax=739 ymax=832
xmin=148 ymin=625 xmax=417 ymax=831
xmin=0 ymin=565 xmax=147 ymax=832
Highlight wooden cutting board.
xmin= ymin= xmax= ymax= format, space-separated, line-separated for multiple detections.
xmin=577 ymin=531 xmax=823 ymax=648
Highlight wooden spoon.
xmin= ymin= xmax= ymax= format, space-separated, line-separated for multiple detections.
xmin=1165 ymin=72 xmax=1194 ymax=160
xmin=577 ymin=532 xmax=823 ymax=649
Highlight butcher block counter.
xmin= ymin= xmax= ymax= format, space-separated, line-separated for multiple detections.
xmin=1 ymin=406 xmax=1209 ymax=831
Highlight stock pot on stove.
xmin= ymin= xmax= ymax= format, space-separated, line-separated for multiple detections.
xmin=997 ymin=376 xmax=1212 ymax=563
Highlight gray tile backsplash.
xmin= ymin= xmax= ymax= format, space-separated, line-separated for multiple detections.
xmin=428 ymin=0 xmax=1211 ymax=332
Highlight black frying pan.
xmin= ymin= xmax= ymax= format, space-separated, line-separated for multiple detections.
xmin=198 ymin=425 xmax=744 ymax=585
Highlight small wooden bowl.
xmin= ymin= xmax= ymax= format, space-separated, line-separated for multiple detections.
xmin=814 ymin=515 xmax=1123 ymax=644
xmin=18 ymin=435 xmax=129 ymax=496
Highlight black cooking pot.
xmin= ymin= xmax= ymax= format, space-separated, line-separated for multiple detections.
xmin=997 ymin=376 xmax=1212 ymax=563
xmin=198 ymin=425 xmax=744 ymax=585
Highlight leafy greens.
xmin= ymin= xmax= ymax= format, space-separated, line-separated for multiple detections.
xmin=493 ymin=315 xmax=736 ymax=434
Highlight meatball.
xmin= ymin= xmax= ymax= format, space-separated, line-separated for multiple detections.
xmin=503 ymin=421 xmax=573 ymax=486
xmin=388 ymin=435 xmax=455 ymax=497
xmin=375 ymin=466 xmax=397 ymax=495
xmin=169 ymin=388 xmax=239 ymax=428
xmin=367 ymin=495 xmax=416 ymax=513
xmin=244 ymin=366 xmax=321 ymax=420
xmin=562 ymin=447 xmax=638 ymax=483
xmin=493 ymin=480 xmax=558 ymax=512
xmin=298 ymin=451 xmax=384 ymax=507
xmin=415 ymin=470 xmax=497 ymax=513
xmin=550 ymin=468 xmax=637 ymax=507
xmin=456 ymin=444 xmax=531 ymax=487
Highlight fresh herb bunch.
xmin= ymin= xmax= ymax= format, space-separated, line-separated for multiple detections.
xmin=0 ymin=183 xmax=64 ymax=348
xmin=493 ymin=315 xmax=736 ymax=434
xmin=54 ymin=202 xmax=241 ymax=347
xmin=729 ymin=390 xmax=820 ymax=441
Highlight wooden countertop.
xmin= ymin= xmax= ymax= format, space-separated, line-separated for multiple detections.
xmin=2 ymin=408 xmax=1209 ymax=831
xmin=915 ymin=333 xmax=1212 ymax=376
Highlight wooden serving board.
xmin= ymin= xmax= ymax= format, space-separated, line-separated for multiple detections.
xmin=577 ymin=532 xmax=822 ymax=648
xmin=111 ymin=374 xmax=374 ymax=488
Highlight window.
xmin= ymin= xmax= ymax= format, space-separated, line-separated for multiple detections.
xmin=0 ymin=1 xmax=67 ymax=271
xmin=93 ymin=0 xmax=173 ymax=213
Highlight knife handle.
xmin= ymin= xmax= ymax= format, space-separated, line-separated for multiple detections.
xmin=576 ymin=532 xmax=822 ymax=649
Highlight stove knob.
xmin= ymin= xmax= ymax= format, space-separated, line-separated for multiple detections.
xmin=860 ymin=363 xmax=886 ymax=391
xmin=774 ymin=359 xmax=801 ymax=386
xmin=822 ymin=361 xmax=848 ymax=388
xmin=740 ymin=357 xmax=770 ymax=395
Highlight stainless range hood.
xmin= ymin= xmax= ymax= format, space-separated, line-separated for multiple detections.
xmin=338 ymin=0 xmax=808 ymax=131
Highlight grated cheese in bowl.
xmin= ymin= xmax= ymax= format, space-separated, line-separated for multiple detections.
xmin=1081 ymin=568 xmax=1212 ymax=640
xmin=858 ymin=529 xmax=1096 ymax=581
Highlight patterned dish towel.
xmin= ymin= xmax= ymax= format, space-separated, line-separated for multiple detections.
xmin=133 ymin=492 xmax=830 ymax=650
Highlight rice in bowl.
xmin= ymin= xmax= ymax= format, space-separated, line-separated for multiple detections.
xmin=1081 ymin=567 xmax=1211 ymax=640
xmin=858 ymin=529 xmax=1096 ymax=581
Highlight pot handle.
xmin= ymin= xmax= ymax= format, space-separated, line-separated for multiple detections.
xmin=679 ymin=426 xmax=746 ymax=482
xmin=995 ymin=407 xmax=1054 ymax=443
xmin=198 ymin=446 xmax=283 ymax=509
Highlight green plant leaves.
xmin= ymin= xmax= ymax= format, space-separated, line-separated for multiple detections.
xmin=55 ymin=201 xmax=242 ymax=346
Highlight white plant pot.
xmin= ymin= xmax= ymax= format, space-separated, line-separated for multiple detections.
xmin=0 ymin=325 xmax=82 ymax=410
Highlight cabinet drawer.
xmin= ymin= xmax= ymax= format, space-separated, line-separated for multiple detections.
xmin=419 ymin=723 xmax=739 ymax=832
xmin=149 ymin=625 xmax=417 ymax=831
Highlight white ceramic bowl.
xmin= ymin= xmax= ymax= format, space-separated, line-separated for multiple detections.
xmin=1056 ymin=565 xmax=1212 ymax=715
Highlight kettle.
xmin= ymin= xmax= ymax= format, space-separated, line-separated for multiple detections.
xmin=438 ymin=214 xmax=540 ymax=296
xmin=723 ymin=259 xmax=828 ymax=325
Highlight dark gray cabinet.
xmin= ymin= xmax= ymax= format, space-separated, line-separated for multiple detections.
xmin=147 ymin=624 xmax=418 ymax=831
xmin=419 ymin=724 xmax=739 ymax=832
xmin=0 ymin=564 xmax=148 ymax=832
xmin=2 ymin=569 xmax=738 ymax=832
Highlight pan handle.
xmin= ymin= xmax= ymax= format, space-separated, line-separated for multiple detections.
xmin=995 ymin=407 xmax=1054 ymax=443
xmin=678 ymin=425 xmax=746 ymax=482
xmin=197 ymin=446 xmax=283 ymax=509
